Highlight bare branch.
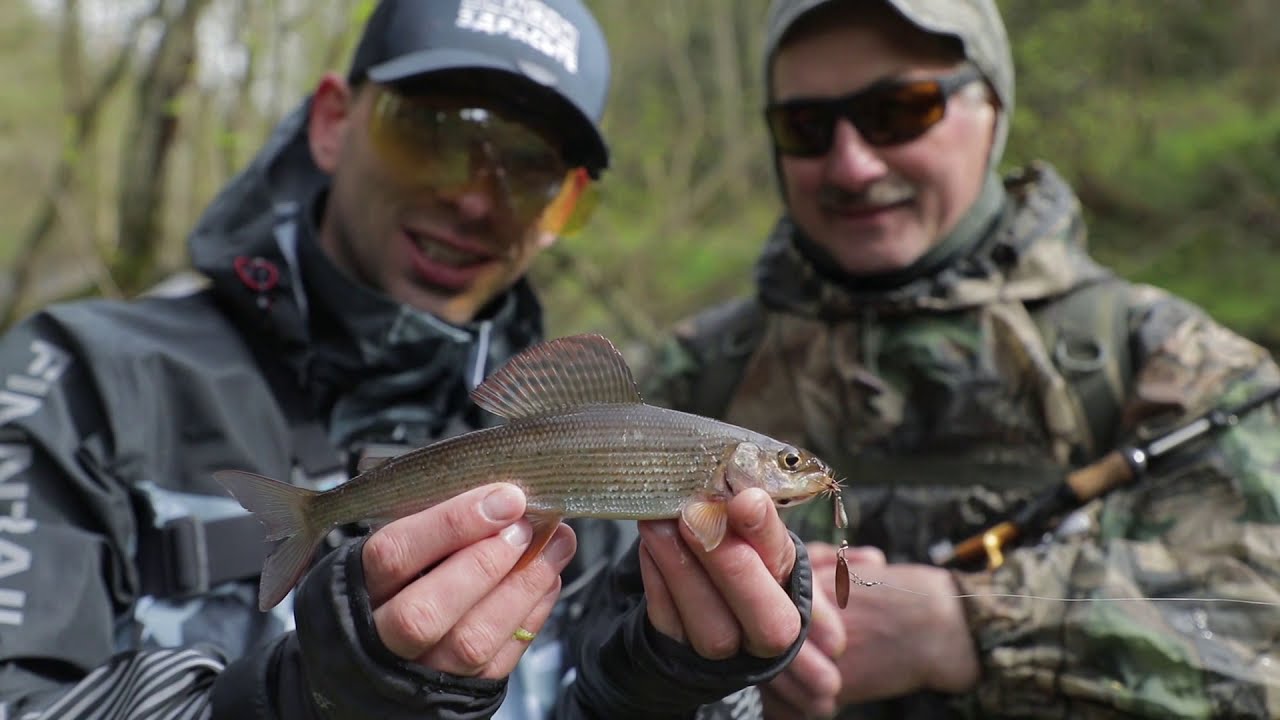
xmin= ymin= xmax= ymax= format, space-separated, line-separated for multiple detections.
xmin=710 ymin=0 xmax=748 ymax=203
xmin=113 ymin=0 xmax=217 ymax=294
xmin=56 ymin=171 xmax=122 ymax=301
xmin=657 ymin=1 xmax=706 ymax=216
xmin=219 ymin=0 xmax=261 ymax=179
xmin=544 ymin=246 xmax=660 ymax=346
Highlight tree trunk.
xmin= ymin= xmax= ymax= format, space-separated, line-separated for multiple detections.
xmin=113 ymin=0 xmax=215 ymax=295
xmin=1 ymin=2 xmax=158 ymax=328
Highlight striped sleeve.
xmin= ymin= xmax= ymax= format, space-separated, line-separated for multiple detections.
xmin=8 ymin=648 xmax=225 ymax=720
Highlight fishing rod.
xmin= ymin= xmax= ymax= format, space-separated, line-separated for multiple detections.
xmin=929 ymin=384 xmax=1280 ymax=570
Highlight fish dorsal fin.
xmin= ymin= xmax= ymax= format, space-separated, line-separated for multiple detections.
xmin=471 ymin=334 xmax=642 ymax=420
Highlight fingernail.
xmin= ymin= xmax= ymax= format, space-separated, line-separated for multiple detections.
xmin=482 ymin=485 xmax=525 ymax=523
xmin=501 ymin=519 xmax=532 ymax=546
xmin=542 ymin=532 xmax=575 ymax=564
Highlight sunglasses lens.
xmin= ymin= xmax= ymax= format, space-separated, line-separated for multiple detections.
xmin=861 ymin=80 xmax=947 ymax=145
xmin=767 ymin=102 xmax=837 ymax=157
xmin=370 ymin=90 xmax=571 ymax=225
xmin=768 ymin=78 xmax=952 ymax=155
xmin=370 ymin=93 xmax=468 ymax=187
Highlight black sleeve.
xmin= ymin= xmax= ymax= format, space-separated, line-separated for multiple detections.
xmin=553 ymin=533 xmax=813 ymax=720
xmin=211 ymin=537 xmax=508 ymax=720
xmin=0 ymin=314 xmax=229 ymax=719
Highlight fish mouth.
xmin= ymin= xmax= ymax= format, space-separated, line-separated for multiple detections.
xmin=784 ymin=470 xmax=842 ymax=503
xmin=814 ymin=472 xmax=843 ymax=498
xmin=805 ymin=457 xmax=840 ymax=497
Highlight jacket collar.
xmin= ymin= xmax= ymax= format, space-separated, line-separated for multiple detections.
xmin=756 ymin=163 xmax=1112 ymax=319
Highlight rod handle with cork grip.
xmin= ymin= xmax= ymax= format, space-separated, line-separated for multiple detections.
xmin=931 ymin=385 xmax=1280 ymax=569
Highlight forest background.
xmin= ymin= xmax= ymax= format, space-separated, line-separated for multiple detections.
xmin=2 ymin=0 xmax=1278 ymax=353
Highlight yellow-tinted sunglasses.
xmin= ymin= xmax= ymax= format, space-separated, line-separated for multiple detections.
xmin=369 ymin=88 xmax=597 ymax=236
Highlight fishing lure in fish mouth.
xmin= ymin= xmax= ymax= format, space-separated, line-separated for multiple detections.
xmin=832 ymin=487 xmax=852 ymax=609
xmin=215 ymin=333 xmax=842 ymax=611
xmin=830 ymin=490 xmax=897 ymax=608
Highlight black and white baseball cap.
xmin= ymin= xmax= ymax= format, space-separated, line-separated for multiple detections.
xmin=348 ymin=0 xmax=611 ymax=175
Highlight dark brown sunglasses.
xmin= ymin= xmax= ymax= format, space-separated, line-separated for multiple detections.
xmin=765 ymin=66 xmax=984 ymax=157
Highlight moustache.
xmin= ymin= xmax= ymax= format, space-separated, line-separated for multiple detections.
xmin=817 ymin=179 xmax=916 ymax=213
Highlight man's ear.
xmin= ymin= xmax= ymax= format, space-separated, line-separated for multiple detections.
xmin=308 ymin=73 xmax=354 ymax=174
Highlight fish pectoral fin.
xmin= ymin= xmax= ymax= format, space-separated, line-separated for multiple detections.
xmin=680 ymin=499 xmax=728 ymax=552
xmin=513 ymin=512 xmax=564 ymax=571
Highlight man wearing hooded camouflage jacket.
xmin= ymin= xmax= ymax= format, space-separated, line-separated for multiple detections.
xmin=641 ymin=0 xmax=1280 ymax=718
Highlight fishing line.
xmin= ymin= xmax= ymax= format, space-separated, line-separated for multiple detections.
xmin=826 ymin=486 xmax=1280 ymax=608
xmin=838 ymin=567 xmax=1280 ymax=607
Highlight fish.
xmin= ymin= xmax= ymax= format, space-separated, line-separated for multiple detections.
xmin=214 ymin=333 xmax=842 ymax=611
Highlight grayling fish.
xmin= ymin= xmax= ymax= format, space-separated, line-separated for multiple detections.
xmin=215 ymin=333 xmax=841 ymax=610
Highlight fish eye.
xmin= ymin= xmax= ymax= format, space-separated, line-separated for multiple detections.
xmin=779 ymin=449 xmax=802 ymax=470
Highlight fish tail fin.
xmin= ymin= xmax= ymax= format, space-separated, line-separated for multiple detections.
xmin=258 ymin=527 xmax=327 ymax=612
xmin=213 ymin=469 xmax=327 ymax=611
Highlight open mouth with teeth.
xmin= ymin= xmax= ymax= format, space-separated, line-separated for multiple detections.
xmin=404 ymin=228 xmax=501 ymax=291
xmin=409 ymin=230 xmax=493 ymax=266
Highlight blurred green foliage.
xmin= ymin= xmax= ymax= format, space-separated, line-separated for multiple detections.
xmin=539 ymin=0 xmax=1280 ymax=349
xmin=1000 ymin=0 xmax=1280 ymax=344
xmin=2 ymin=0 xmax=1277 ymax=348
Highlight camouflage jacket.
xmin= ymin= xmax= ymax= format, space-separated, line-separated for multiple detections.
xmin=641 ymin=163 xmax=1280 ymax=718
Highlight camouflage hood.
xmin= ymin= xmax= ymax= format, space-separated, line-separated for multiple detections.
xmin=755 ymin=163 xmax=1114 ymax=319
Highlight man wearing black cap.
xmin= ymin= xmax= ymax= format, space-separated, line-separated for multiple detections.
xmin=0 ymin=1 xmax=811 ymax=718
xmin=642 ymin=0 xmax=1280 ymax=718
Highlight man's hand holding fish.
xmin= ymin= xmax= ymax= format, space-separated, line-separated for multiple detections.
xmin=760 ymin=542 xmax=871 ymax=717
xmin=360 ymin=483 xmax=576 ymax=678
xmin=638 ymin=487 xmax=806 ymax=661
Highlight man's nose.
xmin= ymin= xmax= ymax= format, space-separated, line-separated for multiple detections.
xmin=438 ymin=157 xmax=512 ymax=223
xmin=450 ymin=183 xmax=500 ymax=221
xmin=823 ymin=119 xmax=889 ymax=188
